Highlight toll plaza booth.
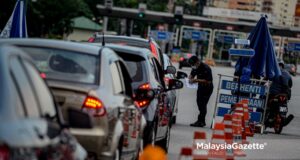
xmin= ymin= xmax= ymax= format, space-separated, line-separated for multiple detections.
xmin=211 ymin=30 xmax=246 ymax=66
xmin=281 ymin=37 xmax=300 ymax=75
xmin=179 ymin=25 xmax=212 ymax=60
xmin=212 ymin=74 xmax=271 ymax=132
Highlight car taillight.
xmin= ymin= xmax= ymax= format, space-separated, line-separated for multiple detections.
xmin=139 ymin=83 xmax=150 ymax=90
xmin=82 ymin=96 xmax=106 ymax=117
xmin=0 ymin=145 xmax=9 ymax=160
xmin=180 ymin=57 xmax=184 ymax=61
xmin=87 ymin=37 xmax=95 ymax=42
xmin=40 ymin=73 xmax=46 ymax=79
xmin=135 ymin=100 xmax=150 ymax=108
xmin=135 ymin=83 xmax=151 ymax=108
xmin=150 ymin=42 xmax=159 ymax=59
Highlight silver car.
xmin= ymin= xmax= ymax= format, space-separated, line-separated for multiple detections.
xmin=0 ymin=39 xmax=146 ymax=160
xmin=163 ymin=54 xmax=180 ymax=125
xmin=0 ymin=45 xmax=87 ymax=160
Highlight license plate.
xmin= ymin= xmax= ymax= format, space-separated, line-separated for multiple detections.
xmin=279 ymin=106 xmax=288 ymax=112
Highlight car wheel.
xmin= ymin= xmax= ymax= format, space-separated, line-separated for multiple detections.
xmin=143 ymin=120 xmax=157 ymax=148
xmin=113 ymin=137 xmax=123 ymax=160
xmin=179 ymin=64 xmax=182 ymax=69
xmin=156 ymin=125 xmax=171 ymax=152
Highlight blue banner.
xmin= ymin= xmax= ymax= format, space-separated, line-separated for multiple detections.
xmin=221 ymin=80 xmax=266 ymax=95
xmin=219 ymin=94 xmax=265 ymax=108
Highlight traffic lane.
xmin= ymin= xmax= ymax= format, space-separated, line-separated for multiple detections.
xmin=169 ymin=66 xmax=300 ymax=159
xmin=168 ymin=66 xmax=234 ymax=159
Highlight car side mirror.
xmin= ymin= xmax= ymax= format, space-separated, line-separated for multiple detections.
xmin=176 ymin=71 xmax=188 ymax=79
xmin=167 ymin=79 xmax=184 ymax=90
xmin=68 ymin=108 xmax=94 ymax=129
xmin=165 ymin=66 xmax=176 ymax=74
xmin=135 ymin=89 xmax=155 ymax=101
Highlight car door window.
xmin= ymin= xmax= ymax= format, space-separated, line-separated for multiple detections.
xmin=23 ymin=61 xmax=56 ymax=118
xmin=151 ymin=58 xmax=164 ymax=85
xmin=10 ymin=57 xmax=40 ymax=118
xmin=149 ymin=57 xmax=160 ymax=81
xmin=110 ymin=62 xmax=125 ymax=94
xmin=9 ymin=74 xmax=26 ymax=117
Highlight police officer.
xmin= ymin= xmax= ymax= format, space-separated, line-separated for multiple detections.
xmin=188 ymin=56 xmax=213 ymax=127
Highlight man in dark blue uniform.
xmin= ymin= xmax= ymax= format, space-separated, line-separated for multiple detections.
xmin=188 ymin=56 xmax=213 ymax=127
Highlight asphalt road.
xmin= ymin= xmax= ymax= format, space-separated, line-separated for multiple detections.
xmin=168 ymin=65 xmax=300 ymax=160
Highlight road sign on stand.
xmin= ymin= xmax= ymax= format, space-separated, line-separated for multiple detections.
xmin=235 ymin=39 xmax=250 ymax=45
xmin=229 ymin=48 xmax=255 ymax=57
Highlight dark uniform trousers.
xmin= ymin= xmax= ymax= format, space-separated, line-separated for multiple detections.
xmin=196 ymin=85 xmax=213 ymax=123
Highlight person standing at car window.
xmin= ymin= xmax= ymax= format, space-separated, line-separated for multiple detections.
xmin=188 ymin=56 xmax=213 ymax=127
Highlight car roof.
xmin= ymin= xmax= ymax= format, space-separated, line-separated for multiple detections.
xmin=0 ymin=38 xmax=102 ymax=56
xmin=93 ymin=35 xmax=151 ymax=48
xmin=89 ymin=43 xmax=152 ymax=58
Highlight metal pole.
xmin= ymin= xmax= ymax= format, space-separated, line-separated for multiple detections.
xmin=211 ymin=74 xmax=222 ymax=128
xmin=261 ymin=81 xmax=271 ymax=134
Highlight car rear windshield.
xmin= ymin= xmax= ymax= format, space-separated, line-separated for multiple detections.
xmin=116 ymin=52 xmax=146 ymax=83
xmin=21 ymin=47 xmax=99 ymax=84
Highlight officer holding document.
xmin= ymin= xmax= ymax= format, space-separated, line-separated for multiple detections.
xmin=188 ymin=56 xmax=213 ymax=127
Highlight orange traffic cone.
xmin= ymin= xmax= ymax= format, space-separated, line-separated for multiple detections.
xmin=208 ymin=123 xmax=227 ymax=159
xmin=242 ymin=103 xmax=254 ymax=137
xmin=223 ymin=114 xmax=233 ymax=143
xmin=192 ymin=132 xmax=208 ymax=160
xmin=231 ymin=114 xmax=247 ymax=157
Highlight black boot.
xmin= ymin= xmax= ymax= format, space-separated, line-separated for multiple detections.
xmin=190 ymin=121 xmax=206 ymax=127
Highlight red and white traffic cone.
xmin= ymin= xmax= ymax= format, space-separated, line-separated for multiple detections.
xmin=178 ymin=147 xmax=193 ymax=160
xmin=192 ymin=131 xmax=208 ymax=160
xmin=208 ymin=123 xmax=227 ymax=159
xmin=231 ymin=114 xmax=247 ymax=157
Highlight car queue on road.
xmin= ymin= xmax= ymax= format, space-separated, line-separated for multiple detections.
xmin=0 ymin=35 xmax=187 ymax=160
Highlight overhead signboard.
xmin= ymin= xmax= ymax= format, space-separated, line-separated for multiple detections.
xmin=229 ymin=48 xmax=255 ymax=57
xmin=287 ymin=43 xmax=300 ymax=52
xmin=183 ymin=30 xmax=207 ymax=41
xmin=150 ymin=30 xmax=173 ymax=41
xmin=203 ymin=7 xmax=276 ymax=22
xmin=217 ymin=34 xmax=236 ymax=44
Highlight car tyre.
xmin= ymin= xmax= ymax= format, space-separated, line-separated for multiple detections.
xmin=113 ymin=137 xmax=123 ymax=160
xmin=155 ymin=125 xmax=171 ymax=152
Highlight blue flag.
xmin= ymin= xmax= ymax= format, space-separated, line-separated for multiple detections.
xmin=0 ymin=0 xmax=28 ymax=38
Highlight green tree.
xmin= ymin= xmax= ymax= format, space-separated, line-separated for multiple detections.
xmin=28 ymin=0 xmax=92 ymax=37
xmin=1 ymin=0 xmax=92 ymax=38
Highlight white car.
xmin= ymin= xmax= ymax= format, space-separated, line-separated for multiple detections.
xmin=0 ymin=39 xmax=146 ymax=160
xmin=0 ymin=45 xmax=87 ymax=160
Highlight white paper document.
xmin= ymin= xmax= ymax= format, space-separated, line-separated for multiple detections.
xmin=185 ymin=78 xmax=198 ymax=89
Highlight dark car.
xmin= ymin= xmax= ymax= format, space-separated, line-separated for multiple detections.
xmin=96 ymin=44 xmax=184 ymax=152
xmin=179 ymin=53 xmax=194 ymax=69
xmin=88 ymin=34 xmax=165 ymax=67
